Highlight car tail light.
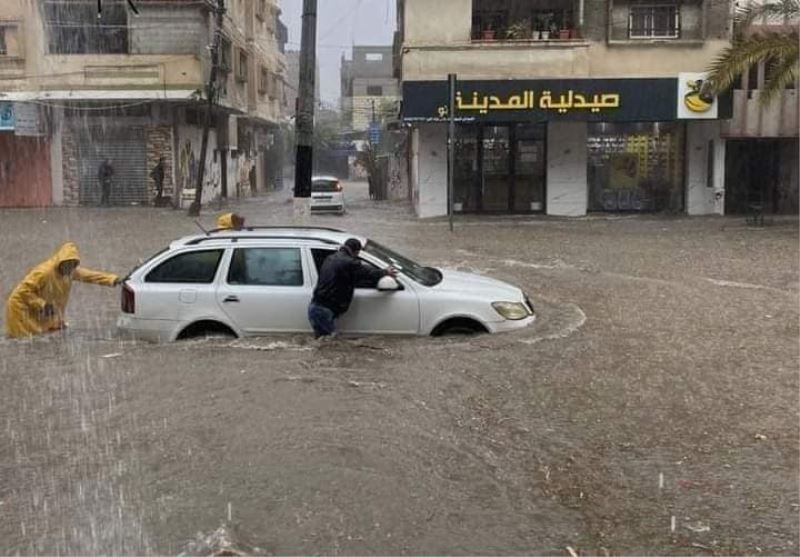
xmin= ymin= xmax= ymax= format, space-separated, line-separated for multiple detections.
xmin=121 ymin=284 xmax=135 ymax=314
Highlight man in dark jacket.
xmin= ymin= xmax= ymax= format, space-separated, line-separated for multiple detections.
xmin=308 ymin=238 xmax=397 ymax=338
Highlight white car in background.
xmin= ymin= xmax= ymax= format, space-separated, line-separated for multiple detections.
xmin=117 ymin=227 xmax=535 ymax=342
xmin=310 ymin=176 xmax=345 ymax=214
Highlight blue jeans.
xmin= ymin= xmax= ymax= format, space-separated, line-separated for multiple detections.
xmin=308 ymin=302 xmax=336 ymax=338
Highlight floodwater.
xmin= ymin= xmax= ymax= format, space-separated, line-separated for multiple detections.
xmin=0 ymin=183 xmax=798 ymax=555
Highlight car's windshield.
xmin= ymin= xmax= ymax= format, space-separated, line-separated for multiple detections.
xmin=363 ymin=241 xmax=442 ymax=286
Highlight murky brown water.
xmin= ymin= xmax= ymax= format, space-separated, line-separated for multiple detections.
xmin=1 ymin=184 xmax=798 ymax=555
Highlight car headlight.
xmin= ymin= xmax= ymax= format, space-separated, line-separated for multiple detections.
xmin=492 ymin=301 xmax=530 ymax=321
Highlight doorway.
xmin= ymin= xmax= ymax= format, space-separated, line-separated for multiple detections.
xmin=453 ymin=123 xmax=546 ymax=213
xmin=725 ymin=139 xmax=799 ymax=215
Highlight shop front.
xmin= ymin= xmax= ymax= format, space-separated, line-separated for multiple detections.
xmin=402 ymin=76 xmax=730 ymax=217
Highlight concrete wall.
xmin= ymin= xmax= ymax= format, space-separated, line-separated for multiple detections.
xmin=404 ymin=0 xmax=471 ymax=44
xmin=415 ymin=124 xmax=448 ymax=218
xmin=400 ymin=0 xmax=730 ymax=82
xmin=130 ymin=4 xmax=207 ymax=55
xmin=685 ymin=121 xmax=725 ymax=215
xmin=723 ymin=90 xmax=799 ymax=138
xmin=547 ymin=122 xmax=588 ymax=216
xmin=50 ymin=112 xmax=64 ymax=205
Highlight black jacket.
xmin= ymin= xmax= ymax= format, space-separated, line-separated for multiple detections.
xmin=312 ymin=249 xmax=386 ymax=317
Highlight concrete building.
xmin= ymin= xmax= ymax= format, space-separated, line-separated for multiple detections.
xmin=0 ymin=0 xmax=290 ymax=208
xmin=396 ymin=0 xmax=750 ymax=218
xmin=341 ymin=45 xmax=400 ymax=132
xmin=719 ymin=8 xmax=799 ymax=215
xmin=284 ymin=50 xmax=321 ymax=116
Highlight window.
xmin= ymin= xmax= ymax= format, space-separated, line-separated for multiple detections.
xmin=219 ymin=37 xmax=232 ymax=73
xmin=365 ymin=52 xmax=384 ymax=61
xmin=366 ymin=85 xmax=383 ymax=96
xmin=259 ymin=67 xmax=269 ymax=95
xmin=228 ymin=248 xmax=304 ymax=286
xmin=146 ymin=250 xmax=224 ymax=284
xmin=42 ymin=0 xmax=128 ymax=54
xmin=706 ymin=140 xmax=714 ymax=188
xmin=0 ymin=28 xmax=6 ymax=56
xmin=311 ymin=249 xmax=382 ymax=289
xmin=255 ymin=0 xmax=266 ymax=20
xmin=629 ymin=3 xmax=680 ymax=38
xmin=236 ymin=49 xmax=249 ymax=82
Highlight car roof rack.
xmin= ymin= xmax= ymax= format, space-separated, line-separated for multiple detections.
xmin=185 ymin=235 xmax=343 ymax=246
xmin=207 ymin=225 xmax=345 ymax=234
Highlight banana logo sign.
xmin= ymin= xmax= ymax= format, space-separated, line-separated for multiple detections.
xmin=684 ymin=79 xmax=714 ymax=113
xmin=677 ymin=73 xmax=718 ymax=119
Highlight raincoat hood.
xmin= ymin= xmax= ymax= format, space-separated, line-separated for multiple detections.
xmin=52 ymin=242 xmax=81 ymax=267
xmin=217 ymin=213 xmax=235 ymax=230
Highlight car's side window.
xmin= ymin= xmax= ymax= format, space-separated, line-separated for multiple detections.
xmin=227 ymin=248 xmax=304 ymax=286
xmin=145 ymin=249 xmax=224 ymax=284
xmin=310 ymin=248 xmax=380 ymax=289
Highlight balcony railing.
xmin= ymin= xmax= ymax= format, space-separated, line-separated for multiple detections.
xmin=471 ymin=9 xmax=580 ymax=42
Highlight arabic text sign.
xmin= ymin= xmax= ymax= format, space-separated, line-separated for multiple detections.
xmin=403 ymin=79 xmax=680 ymax=123
xmin=13 ymin=103 xmax=45 ymax=136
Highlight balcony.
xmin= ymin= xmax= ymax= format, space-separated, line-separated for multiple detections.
xmin=471 ymin=0 xmax=583 ymax=43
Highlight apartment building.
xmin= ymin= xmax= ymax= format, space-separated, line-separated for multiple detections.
xmin=396 ymin=0 xmax=750 ymax=217
xmin=341 ymin=45 xmax=400 ymax=132
xmin=720 ymin=9 xmax=799 ymax=215
xmin=0 ymin=0 xmax=290 ymax=208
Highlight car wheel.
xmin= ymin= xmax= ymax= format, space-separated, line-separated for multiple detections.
xmin=431 ymin=318 xmax=488 ymax=337
xmin=177 ymin=320 xmax=237 ymax=341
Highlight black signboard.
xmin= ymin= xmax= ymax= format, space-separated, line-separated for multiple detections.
xmin=402 ymin=79 xmax=732 ymax=123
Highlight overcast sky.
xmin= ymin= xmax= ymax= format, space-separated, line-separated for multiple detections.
xmin=280 ymin=0 xmax=396 ymax=106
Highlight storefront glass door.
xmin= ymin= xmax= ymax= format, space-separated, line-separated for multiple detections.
xmin=453 ymin=125 xmax=481 ymax=212
xmin=514 ymin=124 xmax=546 ymax=212
xmin=482 ymin=126 xmax=512 ymax=212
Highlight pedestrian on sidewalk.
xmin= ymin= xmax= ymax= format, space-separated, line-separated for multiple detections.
xmin=307 ymin=238 xmax=397 ymax=339
xmin=216 ymin=212 xmax=246 ymax=231
xmin=151 ymin=156 xmax=166 ymax=205
xmin=98 ymin=159 xmax=114 ymax=206
xmin=5 ymin=242 xmax=120 ymax=339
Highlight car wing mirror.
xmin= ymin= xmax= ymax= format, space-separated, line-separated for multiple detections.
xmin=377 ymin=276 xmax=401 ymax=292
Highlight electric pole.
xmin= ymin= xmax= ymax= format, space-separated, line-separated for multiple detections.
xmin=293 ymin=0 xmax=318 ymax=221
xmin=188 ymin=0 xmax=225 ymax=217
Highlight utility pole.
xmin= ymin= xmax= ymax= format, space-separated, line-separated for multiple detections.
xmin=293 ymin=0 xmax=318 ymax=221
xmin=447 ymin=73 xmax=456 ymax=232
xmin=371 ymin=99 xmax=376 ymax=123
xmin=188 ymin=0 xmax=225 ymax=217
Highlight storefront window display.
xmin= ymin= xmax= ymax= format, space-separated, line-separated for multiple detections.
xmin=588 ymin=122 xmax=685 ymax=212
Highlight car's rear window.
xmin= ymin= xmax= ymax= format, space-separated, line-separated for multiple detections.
xmin=312 ymin=180 xmax=339 ymax=192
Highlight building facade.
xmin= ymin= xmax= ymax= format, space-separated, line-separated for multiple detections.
xmin=719 ymin=9 xmax=799 ymax=215
xmin=396 ymin=0 xmax=750 ymax=218
xmin=341 ymin=45 xmax=400 ymax=133
xmin=0 ymin=0 xmax=290 ymax=208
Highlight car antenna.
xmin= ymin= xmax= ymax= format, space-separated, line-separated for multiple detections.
xmin=194 ymin=220 xmax=210 ymax=236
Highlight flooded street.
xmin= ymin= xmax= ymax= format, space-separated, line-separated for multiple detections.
xmin=0 ymin=183 xmax=797 ymax=555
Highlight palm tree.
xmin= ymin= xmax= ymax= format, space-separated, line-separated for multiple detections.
xmin=706 ymin=0 xmax=799 ymax=105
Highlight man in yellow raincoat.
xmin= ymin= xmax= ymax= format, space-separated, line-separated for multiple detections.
xmin=5 ymin=242 xmax=120 ymax=339
xmin=216 ymin=212 xmax=245 ymax=230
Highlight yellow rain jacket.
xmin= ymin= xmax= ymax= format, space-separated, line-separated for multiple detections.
xmin=216 ymin=212 xmax=244 ymax=230
xmin=5 ymin=242 xmax=119 ymax=339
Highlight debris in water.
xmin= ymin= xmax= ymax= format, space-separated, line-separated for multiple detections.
xmin=101 ymin=352 xmax=123 ymax=359
xmin=179 ymin=524 xmax=265 ymax=557
xmin=658 ymin=472 xmax=664 ymax=490
xmin=754 ymin=433 xmax=767 ymax=441
xmin=685 ymin=521 xmax=711 ymax=533
xmin=670 ymin=516 xmax=676 ymax=532
xmin=566 ymin=546 xmax=579 ymax=557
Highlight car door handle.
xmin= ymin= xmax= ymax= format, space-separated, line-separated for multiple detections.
xmin=223 ymin=295 xmax=240 ymax=303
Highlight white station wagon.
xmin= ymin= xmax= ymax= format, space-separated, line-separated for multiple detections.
xmin=117 ymin=227 xmax=535 ymax=342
